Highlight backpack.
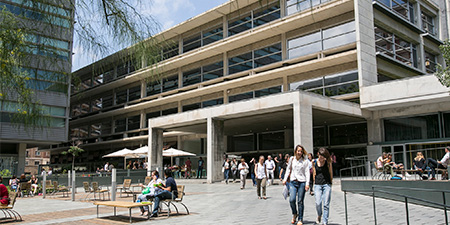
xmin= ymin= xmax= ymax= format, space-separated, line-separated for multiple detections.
xmin=390 ymin=175 xmax=402 ymax=180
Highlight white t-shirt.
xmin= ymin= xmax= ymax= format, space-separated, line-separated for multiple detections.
xmin=265 ymin=160 xmax=275 ymax=170
xmin=441 ymin=152 xmax=450 ymax=167
xmin=256 ymin=163 xmax=266 ymax=179
xmin=238 ymin=163 xmax=249 ymax=175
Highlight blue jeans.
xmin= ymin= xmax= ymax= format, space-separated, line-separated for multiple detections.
xmin=152 ymin=190 xmax=173 ymax=215
xmin=224 ymin=169 xmax=230 ymax=182
xmin=289 ymin=181 xmax=306 ymax=221
xmin=138 ymin=194 xmax=152 ymax=212
xmin=251 ymin=173 xmax=256 ymax=186
xmin=315 ymin=184 xmax=332 ymax=224
xmin=197 ymin=166 xmax=203 ymax=178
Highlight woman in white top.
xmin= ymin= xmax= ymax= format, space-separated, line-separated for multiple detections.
xmin=255 ymin=155 xmax=267 ymax=199
xmin=283 ymin=145 xmax=310 ymax=225
xmin=138 ymin=170 xmax=162 ymax=215
xmin=238 ymin=158 xmax=249 ymax=189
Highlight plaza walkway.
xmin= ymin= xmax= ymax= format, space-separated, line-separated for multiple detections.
xmin=8 ymin=179 xmax=446 ymax=224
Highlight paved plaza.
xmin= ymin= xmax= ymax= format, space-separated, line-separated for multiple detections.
xmin=8 ymin=179 xmax=446 ymax=224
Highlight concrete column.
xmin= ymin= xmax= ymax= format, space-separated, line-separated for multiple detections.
xmin=280 ymin=0 xmax=286 ymax=17
xmin=223 ymin=90 xmax=229 ymax=104
xmin=367 ymin=111 xmax=383 ymax=161
xmin=17 ymin=143 xmax=26 ymax=175
xmin=178 ymin=67 xmax=183 ymax=88
xmin=354 ymin=0 xmax=377 ymax=86
xmin=141 ymin=80 xmax=146 ymax=98
xmin=293 ymin=95 xmax=313 ymax=153
xmin=223 ymin=15 xmax=228 ymax=38
xmin=282 ymin=76 xmax=289 ymax=92
xmin=419 ymin=34 xmax=425 ymax=72
xmin=223 ymin=51 xmax=228 ymax=76
xmin=148 ymin=126 xmax=164 ymax=176
xmin=281 ymin=33 xmax=287 ymax=60
xmin=207 ymin=117 xmax=225 ymax=183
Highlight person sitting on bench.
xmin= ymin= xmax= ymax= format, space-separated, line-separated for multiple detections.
xmin=413 ymin=152 xmax=427 ymax=179
xmin=149 ymin=169 xmax=178 ymax=218
xmin=426 ymin=147 xmax=450 ymax=180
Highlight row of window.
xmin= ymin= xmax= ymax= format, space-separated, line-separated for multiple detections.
xmin=0 ymin=112 xmax=65 ymax=127
xmin=376 ymin=0 xmax=437 ymax=36
xmin=0 ymin=101 xmax=65 ymax=117
xmin=384 ymin=112 xmax=450 ymax=142
xmin=375 ymin=27 xmax=417 ymax=68
xmin=9 ymin=0 xmax=71 ymax=18
xmin=21 ymin=67 xmax=67 ymax=83
xmin=1 ymin=1 xmax=71 ymax=28
xmin=287 ymin=21 xmax=356 ymax=59
xmin=25 ymin=33 xmax=70 ymax=50
xmin=291 ymin=71 xmax=359 ymax=97
xmin=286 ymin=0 xmax=331 ymax=16
xmin=229 ymin=43 xmax=282 ymax=74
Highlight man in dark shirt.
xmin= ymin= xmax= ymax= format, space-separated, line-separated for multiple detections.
xmin=150 ymin=169 xmax=178 ymax=217
xmin=197 ymin=157 xmax=204 ymax=179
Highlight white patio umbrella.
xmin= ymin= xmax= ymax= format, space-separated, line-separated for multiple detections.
xmin=163 ymin=148 xmax=196 ymax=166
xmin=128 ymin=146 xmax=149 ymax=156
xmin=102 ymin=148 xmax=134 ymax=169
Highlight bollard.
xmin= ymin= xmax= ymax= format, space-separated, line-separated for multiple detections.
xmin=71 ymin=170 xmax=76 ymax=201
xmin=68 ymin=170 xmax=71 ymax=192
xmin=43 ymin=172 xmax=47 ymax=199
xmin=111 ymin=168 xmax=117 ymax=201
xmin=127 ymin=169 xmax=130 ymax=177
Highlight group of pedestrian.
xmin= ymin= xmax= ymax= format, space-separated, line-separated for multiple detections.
xmin=413 ymin=147 xmax=450 ymax=180
xmin=222 ymin=145 xmax=333 ymax=225
xmin=284 ymin=145 xmax=333 ymax=225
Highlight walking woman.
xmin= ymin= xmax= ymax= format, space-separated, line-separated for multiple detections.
xmin=255 ymin=155 xmax=267 ymax=199
xmin=283 ymin=145 xmax=310 ymax=225
xmin=313 ymin=147 xmax=333 ymax=225
xmin=238 ymin=158 xmax=249 ymax=189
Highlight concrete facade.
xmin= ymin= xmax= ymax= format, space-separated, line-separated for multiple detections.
xmin=62 ymin=0 xmax=450 ymax=179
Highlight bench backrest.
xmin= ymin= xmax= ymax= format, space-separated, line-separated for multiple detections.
xmin=123 ymin=179 xmax=132 ymax=188
xmin=144 ymin=176 xmax=151 ymax=185
xmin=83 ymin=181 xmax=91 ymax=192
xmin=8 ymin=191 xmax=18 ymax=207
xmin=53 ymin=181 xmax=59 ymax=188
xmin=175 ymin=185 xmax=185 ymax=201
xmin=45 ymin=180 xmax=52 ymax=187
xmin=92 ymin=182 xmax=100 ymax=191
xmin=19 ymin=182 xmax=31 ymax=190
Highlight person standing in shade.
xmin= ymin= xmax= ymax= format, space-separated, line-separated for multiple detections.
xmin=149 ymin=169 xmax=178 ymax=218
xmin=197 ymin=157 xmax=204 ymax=179
xmin=283 ymin=145 xmax=310 ymax=225
xmin=313 ymin=148 xmax=333 ymax=225
xmin=308 ymin=153 xmax=315 ymax=196
xmin=185 ymin=158 xmax=192 ymax=178
xmin=230 ymin=158 xmax=238 ymax=183
xmin=277 ymin=153 xmax=284 ymax=177
xmin=104 ymin=162 xmax=109 ymax=172
xmin=331 ymin=152 xmax=338 ymax=177
xmin=279 ymin=154 xmax=290 ymax=182
xmin=249 ymin=158 xmax=257 ymax=187
xmin=255 ymin=155 xmax=267 ymax=199
xmin=223 ymin=158 xmax=230 ymax=184
xmin=265 ymin=155 xmax=276 ymax=186
xmin=238 ymin=158 xmax=249 ymax=189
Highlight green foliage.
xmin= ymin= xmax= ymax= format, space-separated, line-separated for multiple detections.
xmin=62 ymin=145 xmax=85 ymax=157
xmin=0 ymin=169 xmax=12 ymax=177
xmin=435 ymin=40 xmax=450 ymax=87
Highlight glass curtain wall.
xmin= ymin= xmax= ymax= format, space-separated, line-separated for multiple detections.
xmin=290 ymin=71 xmax=358 ymax=97
xmin=229 ymin=43 xmax=282 ymax=74
xmin=286 ymin=0 xmax=331 ymax=16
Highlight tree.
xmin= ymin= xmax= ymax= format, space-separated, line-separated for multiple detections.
xmin=0 ymin=0 xmax=162 ymax=129
xmin=435 ymin=40 xmax=450 ymax=87
xmin=61 ymin=143 xmax=84 ymax=172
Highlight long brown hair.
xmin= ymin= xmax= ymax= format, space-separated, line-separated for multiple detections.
xmin=294 ymin=144 xmax=307 ymax=159
xmin=318 ymin=147 xmax=331 ymax=162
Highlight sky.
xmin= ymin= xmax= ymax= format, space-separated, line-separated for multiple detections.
xmin=71 ymin=0 xmax=229 ymax=72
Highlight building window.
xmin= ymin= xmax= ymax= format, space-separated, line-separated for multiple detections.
xmin=162 ymin=75 xmax=179 ymax=93
xmin=34 ymin=161 xmax=40 ymax=166
xmin=127 ymin=115 xmax=141 ymax=131
xmin=291 ymin=71 xmax=359 ymax=97
xmin=228 ymin=134 xmax=254 ymax=152
xmin=115 ymin=85 xmax=141 ymax=105
xmin=421 ymin=11 xmax=436 ymax=36
xmin=329 ymin=122 xmax=367 ymax=145
xmin=182 ymin=103 xmax=201 ymax=112
xmin=114 ymin=118 xmax=126 ymax=133
xmin=228 ymin=1 xmax=280 ymax=37
xmin=182 ymin=24 xmax=223 ymax=53
xmin=229 ymin=43 xmax=281 ymax=74
xmin=259 ymin=131 xmax=284 ymax=150
xmin=229 ymin=86 xmax=282 ymax=103
xmin=375 ymin=27 xmax=417 ymax=68
xmin=376 ymin=0 xmax=414 ymax=23
xmin=288 ymin=21 xmax=356 ymax=59
xmin=26 ymin=151 xmax=29 ymax=157
xmin=182 ymin=61 xmax=223 ymax=87
xmin=286 ymin=0 xmax=331 ymax=16
xmin=35 ymin=151 xmax=41 ymax=156
xmin=202 ymin=98 xmax=223 ymax=108
xmin=162 ymin=42 xmax=179 ymax=60
xmin=384 ymin=114 xmax=440 ymax=142
xmin=424 ymin=51 xmax=437 ymax=73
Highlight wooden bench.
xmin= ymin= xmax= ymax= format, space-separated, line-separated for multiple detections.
xmin=93 ymin=201 xmax=152 ymax=223
xmin=0 ymin=191 xmax=22 ymax=222
xmin=162 ymin=185 xmax=189 ymax=217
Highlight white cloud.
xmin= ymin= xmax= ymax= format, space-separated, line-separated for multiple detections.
xmin=143 ymin=0 xmax=196 ymax=30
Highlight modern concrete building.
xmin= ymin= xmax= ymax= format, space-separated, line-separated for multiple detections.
xmin=61 ymin=0 xmax=449 ymax=182
xmin=0 ymin=0 xmax=73 ymax=175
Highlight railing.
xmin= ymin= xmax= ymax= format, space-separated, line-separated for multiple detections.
xmin=343 ymin=185 xmax=449 ymax=225
xmin=339 ymin=155 xmax=370 ymax=180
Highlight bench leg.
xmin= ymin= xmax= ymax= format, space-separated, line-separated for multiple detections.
xmin=97 ymin=205 xmax=99 ymax=218
xmin=129 ymin=208 xmax=132 ymax=223
xmin=114 ymin=206 xmax=116 ymax=216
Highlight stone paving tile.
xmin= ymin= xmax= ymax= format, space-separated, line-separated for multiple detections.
xmin=8 ymin=179 xmax=448 ymax=225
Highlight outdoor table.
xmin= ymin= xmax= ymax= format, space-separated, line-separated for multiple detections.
xmin=93 ymin=201 xmax=152 ymax=223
